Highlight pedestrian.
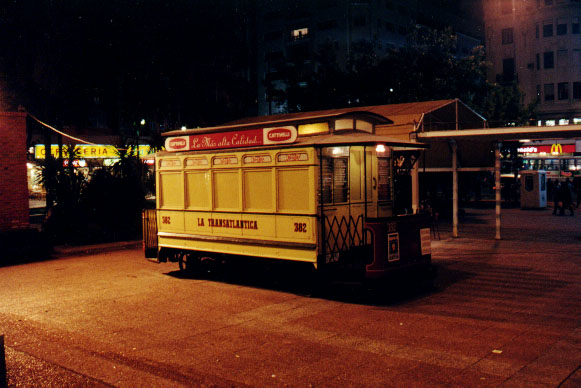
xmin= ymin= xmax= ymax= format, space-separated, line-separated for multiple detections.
xmin=566 ymin=178 xmax=575 ymax=216
xmin=553 ymin=181 xmax=562 ymax=215
xmin=558 ymin=179 xmax=573 ymax=216
xmin=574 ymin=177 xmax=581 ymax=209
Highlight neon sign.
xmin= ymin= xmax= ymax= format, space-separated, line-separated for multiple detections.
xmin=164 ymin=126 xmax=297 ymax=152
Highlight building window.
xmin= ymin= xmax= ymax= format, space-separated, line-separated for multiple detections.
xmin=544 ymin=51 xmax=554 ymax=69
xmin=557 ymin=49 xmax=568 ymax=67
xmin=574 ymin=49 xmax=581 ymax=65
xmin=573 ymin=82 xmax=581 ymax=99
xmin=543 ymin=21 xmax=553 ymax=37
xmin=558 ymin=82 xmax=569 ymax=100
xmin=291 ymin=28 xmax=309 ymax=40
xmin=557 ymin=18 xmax=567 ymax=35
xmin=544 ymin=83 xmax=555 ymax=101
xmin=544 ymin=0 xmax=553 ymax=5
xmin=537 ymin=84 xmax=541 ymax=97
xmin=503 ymin=58 xmax=515 ymax=81
xmin=573 ymin=18 xmax=580 ymax=34
xmin=502 ymin=28 xmax=514 ymax=44
xmin=536 ymin=53 xmax=541 ymax=69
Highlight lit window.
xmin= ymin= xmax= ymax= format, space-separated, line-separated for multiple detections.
xmin=559 ymin=119 xmax=569 ymax=125
xmin=298 ymin=122 xmax=328 ymax=135
xmin=291 ymin=28 xmax=309 ymax=40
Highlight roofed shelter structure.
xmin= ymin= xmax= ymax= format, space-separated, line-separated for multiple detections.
xmin=223 ymin=99 xmax=489 ymax=226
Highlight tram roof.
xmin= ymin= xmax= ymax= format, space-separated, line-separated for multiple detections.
xmin=295 ymin=132 xmax=428 ymax=149
xmin=163 ymin=99 xmax=484 ymax=137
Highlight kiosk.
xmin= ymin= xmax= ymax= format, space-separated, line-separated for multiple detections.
xmin=520 ymin=170 xmax=547 ymax=209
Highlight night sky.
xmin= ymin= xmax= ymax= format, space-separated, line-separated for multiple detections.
xmin=0 ymin=0 xmax=253 ymax=132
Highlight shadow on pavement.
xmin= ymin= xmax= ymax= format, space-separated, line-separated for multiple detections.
xmin=164 ymin=258 xmax=445 ymax=307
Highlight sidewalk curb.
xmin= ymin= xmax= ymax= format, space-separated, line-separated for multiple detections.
xmin=52 ymin=240 xmax=142 ymax=258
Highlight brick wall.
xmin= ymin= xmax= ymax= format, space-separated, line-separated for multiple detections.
xmin=0 ymin=112 xmax=29 ymax=231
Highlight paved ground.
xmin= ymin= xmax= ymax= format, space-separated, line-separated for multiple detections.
xmin=0 ymin=207 xmax=580 ymax=387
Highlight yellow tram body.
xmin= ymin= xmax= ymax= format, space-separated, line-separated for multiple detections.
xmin=156 ymin=146 xmax=319 ymax=264
xmin=147 ymin=111 xmax=432 ymax=279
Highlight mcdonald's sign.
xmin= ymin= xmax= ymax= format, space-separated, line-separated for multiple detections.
xmin=550 ymin=143 xmax=563 ymax=155
xmin=518 ymin=144 xmax=575 ymax=155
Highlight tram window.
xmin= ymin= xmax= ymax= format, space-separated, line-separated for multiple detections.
xmin=377 ymin=157 xmax=392 ymax=201
xmin=333 ymin=158 xmax=348 ymax=203
xmin=321 ymin=157 xmax=349 ymax=204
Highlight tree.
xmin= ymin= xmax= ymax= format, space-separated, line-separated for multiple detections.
xmin=267 ymin=27 xmax=536 ymax=126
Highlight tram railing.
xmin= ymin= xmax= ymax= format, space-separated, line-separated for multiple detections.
xmin=142 ymin=209 xmax=158 ymax=258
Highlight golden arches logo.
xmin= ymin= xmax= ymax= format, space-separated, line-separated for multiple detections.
xmin=550 ymin=143 xmax=563 ymax=155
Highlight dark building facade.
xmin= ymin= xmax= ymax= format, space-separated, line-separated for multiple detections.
xmin=484 ymin=0 xmax=581 ymax=124
xmin=255 ymin=0 xmax=484 ymax=116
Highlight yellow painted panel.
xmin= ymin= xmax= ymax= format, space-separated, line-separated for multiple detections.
xmin=243 ymin=169 xmax=273 ymax=211
xmin=277 ymin=168 xmax=310 ymax=213
xmin=159 ymin=172 xmax=183 ymax=209
xmin=276 ymin=215 xmax=316 ymax=242
xmin=350 ymin=148 xmax=363 ymax=201
xmin=242 ymin=213 xmax=276 ymax=238
xmin=184 ymin=212 xmax=210 ymax=234
xmin=185 ymin=171 xmax=211 ymax=209
xmin=207 ymin=213 xmax=243 ymax=237
xmin=158 ymin=235 xmax=317 ymax=263
xmin=213 ymin=170 xmax=240 ymax=210
xmin=157 ymin=210 xmax=185 ymax=233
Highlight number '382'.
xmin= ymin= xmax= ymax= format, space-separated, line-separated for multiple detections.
xmin=294 ymin=222 xmax=307 ymax=233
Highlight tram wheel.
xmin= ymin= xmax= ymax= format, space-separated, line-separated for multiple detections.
xmin=178 ymin=252 xmax=197 ymax=273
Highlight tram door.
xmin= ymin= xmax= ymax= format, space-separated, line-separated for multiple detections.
xmin=319 ymin=146 xmax=395 ymax=264
xmin=364 ymin=146 xmax=393 ymax=219
xmin=320 ymin=146 xmax=369 ymax=263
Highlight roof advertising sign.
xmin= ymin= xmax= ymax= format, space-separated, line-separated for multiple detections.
xmin=164 ymin=126 xmax=297 ymax=152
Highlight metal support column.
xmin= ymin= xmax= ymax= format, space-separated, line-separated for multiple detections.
xmin=411 ymin=161 xmax=419 ymax=214
xmin=495 ymin=143 xmax=502 ymax=240
xmin=451 ymin=140 xmax=458 ymax=237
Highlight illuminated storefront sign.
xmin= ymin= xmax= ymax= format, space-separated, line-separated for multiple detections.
xmin=517 ymin=144 xmax=575 ymax=155
xmin=34 ymin=145 xmax=152 ymax=159
xmin=550 ymin=144 xmax=563 ymax=154
xmin=164 ymin=126 xmax=298 ymax=152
